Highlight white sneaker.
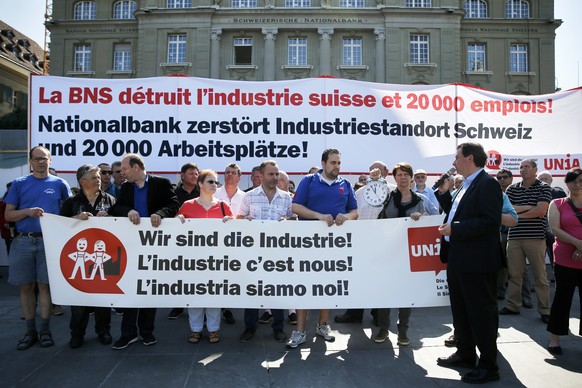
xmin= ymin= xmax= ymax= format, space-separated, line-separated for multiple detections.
xmin=316 ymin=323 xmax=335 ymax=342
xmin=286 ymin=330 xmax=306 ymax=349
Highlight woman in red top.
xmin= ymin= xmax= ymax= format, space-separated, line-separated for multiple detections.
xmin=177 ymin=169 xmax=233 ymax=344
xmin=546 ymin=168 xmax=582 ymax=354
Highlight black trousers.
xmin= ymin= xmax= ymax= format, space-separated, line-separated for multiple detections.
xmin=547 ymin=263 xmax=582 ymax=336
xmin=70 ymin=306 xmax=111 ymax=337
xmin=121 ymin=308 xmax=156 ymax=338
xmin=448 ymin=267 xmax=498 ymax=371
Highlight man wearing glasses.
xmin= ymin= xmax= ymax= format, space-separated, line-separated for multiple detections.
xmin=4 ymin=146 xmax=72 ymax=350
xmin=413 ymin=169 xmax=440 ymax=212
xmin=98 ymin=163 xmax=117 ymax=198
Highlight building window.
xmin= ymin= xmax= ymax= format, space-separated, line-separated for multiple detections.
xmin=510 ymin=44 xmax=528 ymax=72
xmin=288 ymin=38 xmax=307 ymax=66
xmin=340 ymin=0 xmax=364 ymax=7
xmin=406 ymin=0 xmax=431 ymax=7
xmin=232 ymin=0 xmax=257 ymax=7
xmin=467 ymin=44 xmax=486 ymax=71
xmin=342 ymin=38 xmax=362 ymax=66
xmin=285 ymin=0 xmax=310 ymax=6
xmin=464 ymin=0 xmax=487 ymax=18
xmin=74 ymin=44 xmax=92 ymax=72
xmin=167 ymin=0 xmax=192 ymax=7
xmin=234 ymin=38 xmax=253 ymax=65
xmin=410 ymin=34 xmax=429 ymax=64
xmin=113 ymin=44 xmax=132 ymax=71
xmin=167 ymin=34 xmax=187 ymax=63
xmin=74 ymin=1 xmax=96 ymax=20
xmin=113 ymin=1 xmax=136 ymax=19
xmin=506 ymin=0 xmax=529 ymax=19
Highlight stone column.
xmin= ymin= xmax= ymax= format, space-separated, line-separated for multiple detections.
xmin=262 ymin=28 xmax=278 ymax=81
xmin=318 ymin=28 xmax=334 ymax=76
xmin=210 ymin=28 xmax=222 ymax=79
xmin=374 ymin=28 xmax=386 ymax=83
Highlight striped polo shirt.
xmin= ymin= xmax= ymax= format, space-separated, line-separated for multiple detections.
xmin=506 ymin=179 xmax=552 ymax=239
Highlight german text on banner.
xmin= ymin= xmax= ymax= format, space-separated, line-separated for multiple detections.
xmin=40 ymin=214 xmax=449 ymax=309
xmin=30 ymin=76 xmax=582 ymax=176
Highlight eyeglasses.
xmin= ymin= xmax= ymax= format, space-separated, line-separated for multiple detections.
xmin=496 ymin=175 xmax=510 ymax=180
xmin=415 ymin=175 xmax=427 ymax=179
xmin=101 ymin=170 xmax=113 ymax=175
xmin=206 ymin=180 xmax=218 ymax=185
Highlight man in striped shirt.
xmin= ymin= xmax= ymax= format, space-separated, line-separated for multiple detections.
xmin=500 ymin=159 xmax=552 ymax=323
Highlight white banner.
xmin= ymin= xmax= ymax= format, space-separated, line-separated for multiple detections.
xmin=40 ymin=214 xmax=449 ymax=309
xmin=30 ymin=76 xmax=582 ymax=176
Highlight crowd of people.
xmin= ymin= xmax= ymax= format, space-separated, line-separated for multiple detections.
xmin=1 ymin=143 xmax=581 ymax=385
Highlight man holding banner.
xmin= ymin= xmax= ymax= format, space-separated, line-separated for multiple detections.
xmin=109 ymin=153 xmax=179 ymax=350
xmin=436 ymin=143 xmax=502 ymax=384
xmin=288 ymin=148 xmax=358 ymax=349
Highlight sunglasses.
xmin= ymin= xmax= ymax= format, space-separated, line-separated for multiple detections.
xmin=101 ymin=170 xmax=113 ymax=175
xmin=206 ymin=180 xmax=218 ymax=185
xmin=496 ymin=175 xmax=510 ymax=180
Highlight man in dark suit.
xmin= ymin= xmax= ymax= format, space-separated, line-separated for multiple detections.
xmin=436 ymin=143 xmax=502 ymax=384
xmin=110 ymin=153 xmax=179 ymax=349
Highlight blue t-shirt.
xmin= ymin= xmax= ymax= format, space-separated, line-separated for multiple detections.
xmin=293 ymin=170 xmax=357 ymax=219
xmin=5 ymin=174 xmax=72 ymax=233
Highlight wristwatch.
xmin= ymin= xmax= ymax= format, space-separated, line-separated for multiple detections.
xmin=363 ymin=178 xmax=389 ymax=206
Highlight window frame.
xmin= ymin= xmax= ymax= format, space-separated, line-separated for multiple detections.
xmin=285 ymin=0 xmax=311 ymax=6
xmin=74 ymin=44 xmax=92 ymax=72
xmin=232 ymin=0 xmax=257 ymax=8
xmin=509 ymin=43 xmax=528 ymax=72
xmin=113 ymin=1 xmax=136 ymax=19
xmin=233 ymin=38 xmax=253 ymax=65
xmin=410 ymin=34 xmax=430 ymax=64
xmin=467 ymin=43 xmax=486 ymax=72
xmin=287 ymin=38 xmax=308 ymax=66
xmin=342 ymin=38 xmax=363 ymax=66
xmin=167 ymin=34 xmax=187 ymax=63
xmin=464 ymin=0 xmax=488 ymax=19
xmin=406 ymin=0 xmax=432 ymax=7
xmin=339 ymin=0 xmax=365 ymax=7
xmin=505 ymin=0 xmax=529 ymax=19
xmin=73 ymin=1 xmax=96 ymax=20
xmin=113 ymin=43 xmax=132 ymax=71
xmin=167 ymin=0 xmax=192 ymax=7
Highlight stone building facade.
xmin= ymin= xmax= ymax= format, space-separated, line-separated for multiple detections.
xmin=47 ymin=0 xmax=560 ymax=95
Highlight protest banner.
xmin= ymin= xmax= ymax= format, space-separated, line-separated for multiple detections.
xmin=40 ymin=214 xmax=449 ymax=309
xmin=30 ymin=76 xmax=581 ymax=176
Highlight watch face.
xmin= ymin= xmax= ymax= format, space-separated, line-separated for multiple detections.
xmin=363 ymin=180 xmax=389 ymax=206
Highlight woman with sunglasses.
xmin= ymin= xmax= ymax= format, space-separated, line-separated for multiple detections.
xmin=176 ymin=169 xmax=233 ymax=344
xmin=546 ymin=167 xmax=582 ymax=354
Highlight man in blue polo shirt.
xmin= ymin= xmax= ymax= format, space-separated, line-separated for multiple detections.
xmin=5 ymin=146 xmax=72 ymax=350
xmin=287 ymin=148 xmax=358 ymax=348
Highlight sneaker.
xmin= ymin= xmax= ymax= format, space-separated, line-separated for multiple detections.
xmin=374 ymin=329 xmax=389 ymax=343
xmin=273 ymin=329 xmax=287 ymax=342
xmin=208 ymin=331 xmax=220 ymax=344
xmin=188 ymin=332 xmax=201 ymax=344
xmin=69 ymin=335 xmax=84 ymax=349
xmin=142 ymin=333 xmax=157 ymax=346
xmin=315 ymin=323 xmax=335 ymax=342
xmin=223 ymin=309 xmax=236 ymax=324
xmin=239 ymin=328 xmax=256 ymax=343
xmin=167 ymin=308 xmax=184 ymax=320
xmin=288 ymin=312 xmax=298 ymax=325
xmin=98 ymin=332 xmax=113 ymax=345
xmin=52 ymin=305 xmax=65 ymax=316
xmin=112 ymin=335 xmax=138 ymax=350
xmin=286 ymin=330 xmax=306 ymax=349
xmin=259 ymin=311 xmax=272 ymax=324
xmin=16 ymin=330 xmax=38 ymax=350
xmin=397 ymin=332 xmax=410 ymax=346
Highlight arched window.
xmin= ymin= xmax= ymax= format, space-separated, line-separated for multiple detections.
xmin=506 ymin=0 xmax=529 ymax=19
xmin=464 ymin=0 xmax=487 ymax=18
xmin=113 ymin=1 xmax=136 ymax=19
xmin=74 ymin=1 xmax=96 ymax=20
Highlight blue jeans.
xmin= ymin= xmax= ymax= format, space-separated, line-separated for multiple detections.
xmin=244 ymin=309 xmax=284 ymax=330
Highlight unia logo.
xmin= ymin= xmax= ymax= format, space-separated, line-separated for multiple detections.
xmin=486 ymin=150 xmax=502 ymax=170
xmin=407 ymin=226 xmax=447 ymax=275
xmin=60 ymin=228 xmax=127 ymax=293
